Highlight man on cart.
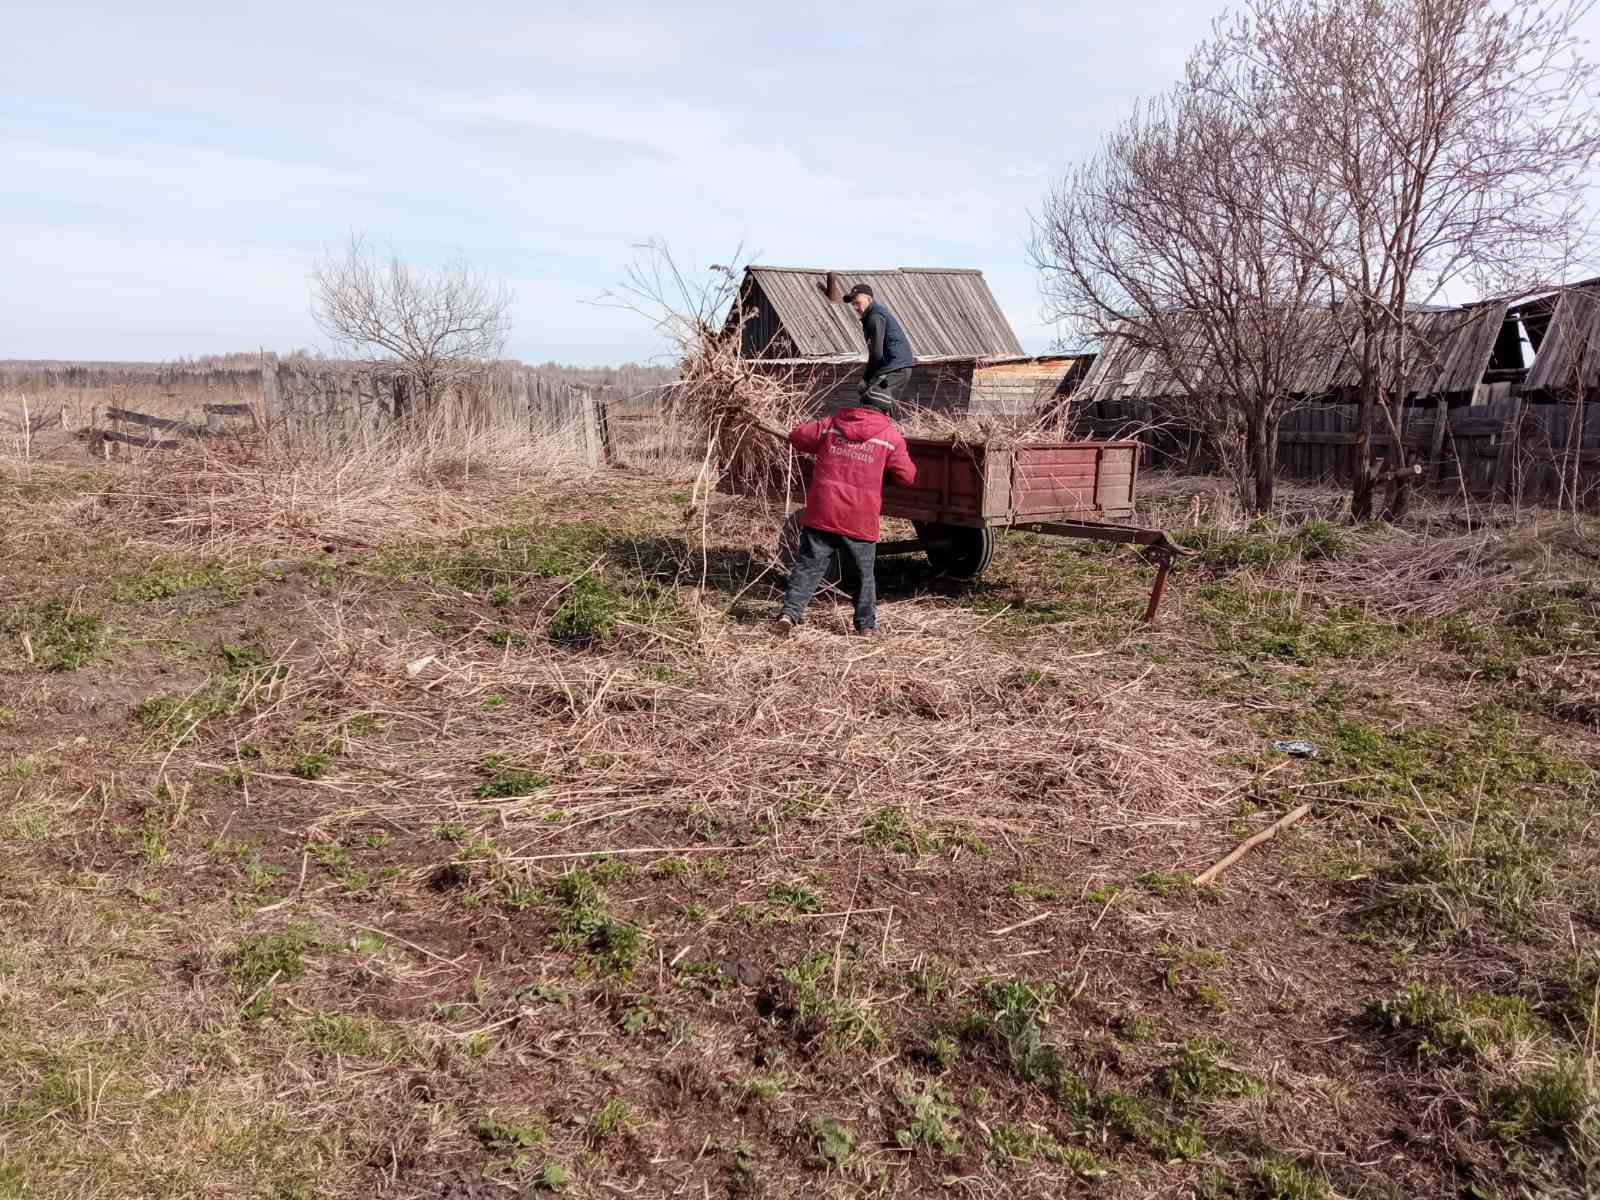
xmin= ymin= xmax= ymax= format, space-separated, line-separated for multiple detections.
xmin=842 ymin=283 xmax=915 ymax=413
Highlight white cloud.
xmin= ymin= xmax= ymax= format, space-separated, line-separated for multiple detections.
xmin=16 ymin=0 xmax=1585 ymax=362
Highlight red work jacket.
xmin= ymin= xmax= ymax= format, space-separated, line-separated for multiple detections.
xmin=788 ymin=406 xmax=917 ymax=543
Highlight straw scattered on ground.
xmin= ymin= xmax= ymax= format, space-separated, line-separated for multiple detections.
xmin=2 ymin=450 xmax=1598 ymax=1199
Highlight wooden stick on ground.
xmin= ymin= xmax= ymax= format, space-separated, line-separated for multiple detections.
xmin=1194 ymin=804 xmax=1313 ymax=886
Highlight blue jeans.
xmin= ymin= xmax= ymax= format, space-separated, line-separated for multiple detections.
xmin=782 ymin=526 xmax=877 ymax=632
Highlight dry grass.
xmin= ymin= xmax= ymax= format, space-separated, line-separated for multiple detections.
xmin=2 ymin=452 xmax=1597 ymax=1199
xmin=78 ymin=419 xmax=588 ymax=558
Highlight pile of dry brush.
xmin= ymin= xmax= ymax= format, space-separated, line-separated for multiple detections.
xmin=660 ymin=310 xmax=1067 ymax=507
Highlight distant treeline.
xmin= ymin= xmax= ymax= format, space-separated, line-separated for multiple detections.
xmin=0 ymin=355 xmax=678 ymax=397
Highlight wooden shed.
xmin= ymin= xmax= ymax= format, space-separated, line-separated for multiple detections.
xmin=730 ymin=266 xmax=1024 ymax=361
xmin=1073 ymin=300 xmax=1513 ymax=410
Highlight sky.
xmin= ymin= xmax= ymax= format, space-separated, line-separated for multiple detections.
xmin=0 ymin=0 xmax=1518 ymax=366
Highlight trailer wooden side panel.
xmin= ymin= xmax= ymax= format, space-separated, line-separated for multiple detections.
xmin=1007 ymin=441 xmax=1139 ymax=521
xmin=879 ymin=438 xmax=1140 ymax=525
xmin=882 ymin=438 xmax=990 ymax=524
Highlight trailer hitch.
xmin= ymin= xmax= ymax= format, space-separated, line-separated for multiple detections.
xmin=1009 ymin=521 xmax=1196 ymax=624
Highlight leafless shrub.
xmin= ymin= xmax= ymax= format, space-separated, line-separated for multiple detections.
xmin=0 ymin=391 xmax=63 ymax=467
xmin=1035 ymin=41 xmax=1342 ymax=515
xmin=311 ymin=236 xmax=513 ymax=419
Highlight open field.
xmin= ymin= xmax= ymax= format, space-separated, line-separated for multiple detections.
xmin=1 ymin=447 xmax=1598 ymax=1199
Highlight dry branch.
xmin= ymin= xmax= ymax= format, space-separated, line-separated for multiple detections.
xmin=1194 ymin=803 xmax=1313 ymax=885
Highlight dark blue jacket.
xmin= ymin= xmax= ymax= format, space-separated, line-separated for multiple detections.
xmin=861 ymin=301 xmax=914 ymax=382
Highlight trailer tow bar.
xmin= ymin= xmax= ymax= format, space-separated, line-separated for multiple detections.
xmin=1009 ymin=521 xmax=1196 ymax=625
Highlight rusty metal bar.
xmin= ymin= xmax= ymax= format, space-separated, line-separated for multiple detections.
xmin=1004 ymin=519 xmax=1192 ymax=623
xmin=877 ymin=536 xmax=951 ymax=557
xmin=1142 ymin=552 xmax=1174 ymax=624
xmin=1011 ymin=519 xmax=1191 ymax=555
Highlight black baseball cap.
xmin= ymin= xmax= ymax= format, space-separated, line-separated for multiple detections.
xmin=842 ymin=283 xmax=873 ymax=301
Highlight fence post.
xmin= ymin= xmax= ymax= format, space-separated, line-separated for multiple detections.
xmin=1491 ymin=395 xmax=1527 ymax=501
xmin=576 ymin=387 xmax=602 ymax=468
xmin=1426 ymin=395 xmax=1450 ymax=483
xmin=261 ymin=356 xmax=278 ymax=421
xmin=595 ymin=389 xmax=615 ymax=466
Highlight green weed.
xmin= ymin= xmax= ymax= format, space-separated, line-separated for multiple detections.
xmin=228 ymin=924 xmax=315 ymax=1015
xmin=473 ymin=1114 xmax=545 ymax=1150
xmin=135 ymin=645 xmax=276 ymax=735
xmin=1251 ymin=1155 xmax=1328 ymax=1199
xmin=1096 ymin=1092 xmax=1206 ymax=1161
xmin=474 ymin=757 xmax=549 ymax=799
xmin=534 ymin=1163 xmax=571 ymax=1192
xmin=767 ymin=881 xmax=821 ymax=913
xmin=1136 ymin=871 xmax=1188 ymax=899
xmin=109 ymin=559 xmax=242 ymax=603
xmin=1158 ymin=1040 xmax=1260 ymax=1101
xmin=374 ymin=524 xmax=645 ymax=646
xmin=1488 ymin=1060 xmax=1592 ymax=1145
xmin=1007 ymin=881 xmax=1059 ymax=902
xmin=987 ymin=1123 xmax=1105 ymax=1175
xmin=1364 ymin=985 xmax=1546 ymax=1062
xmin=894 ymin=1076 xmax=962 ymax=1156
xmin=1551 ymin=954 xmax=1600 ymax=1038
xmin=290 ymin=752 xmax=330 ymax=781
xmin=585 ymin=1099 xmax=631 ymax=1142
xmin=549 ymin=867 xmax=641 ymax=976
xmin=917 ymin=1032 xmax=960 ymax=1070
xmin=547 ymin=577 xmax=628 ymax=645
xmin=1177 ymin=522 xmax=1345 ymax=570
xmin=619 ymin=1000 xmax=654 ymax=1036
xmin=963 ymin=979 xmax=1081 ymax=1101
xmin=590 ymin=858 xmax=630 ymax=884
xmin=807 ymin=1116 xmax=855 ymax=1167
xmin=863 ymin=807 xmax=923 ymax=853
xmin=765 ymin=953 xmax=885 ymax=1053
xmin=302 ymin=1013 xmax=393 ymax=1059
xmin=0 ymin=599 xmax=102 ymax=670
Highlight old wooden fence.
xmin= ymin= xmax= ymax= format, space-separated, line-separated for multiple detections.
xmin=1073 ymin=394 xmax=1600 ymax=505
xmin=97 ymin=404 xmax=259 ymax=452
xmin=81 ymin=364 xmax=614 ymax=467
xmin=262 ymin=364 xmax=611 ymax=465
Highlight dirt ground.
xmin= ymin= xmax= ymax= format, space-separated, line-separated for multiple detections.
xmin=1 ymin=448 xmax=1597 ymax=1200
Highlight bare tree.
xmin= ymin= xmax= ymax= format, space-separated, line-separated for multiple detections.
xmin=1221 ymin=0 xmax=1600 ymax=520
xmin=1035 ymin=49 xmax=1343 ymax=513
xmin=311 ymin=237 xmax=513 ymax=418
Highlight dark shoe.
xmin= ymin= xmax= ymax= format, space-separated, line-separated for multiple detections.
xmin=772 ymin=613 xmax=797 ymax=638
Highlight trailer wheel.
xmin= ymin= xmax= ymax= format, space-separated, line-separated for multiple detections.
xmin=915 ymin=522 xmax=995 ymax=579
xmin=776 ymin=512 xmax=841 ymax=582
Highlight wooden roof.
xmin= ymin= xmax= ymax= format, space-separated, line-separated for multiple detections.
xmin=738 ymin=266 xmax=1024 ymax=359
xmin=1518 ymin=285 xmax=1600 ymax=395
xmin=1073 ymin=302 xmax=1508 ymax=404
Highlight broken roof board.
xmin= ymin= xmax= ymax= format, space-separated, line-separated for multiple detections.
xmin=1519 ymin=286 xmax=1600 ymax=395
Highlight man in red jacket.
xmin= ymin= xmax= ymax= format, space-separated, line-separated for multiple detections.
xmin=773 ymin=392 xmax=917 ymax=637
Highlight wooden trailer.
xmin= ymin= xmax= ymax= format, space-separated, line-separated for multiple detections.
xmin=773 ymin=437 xmax=1190 ymax=622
